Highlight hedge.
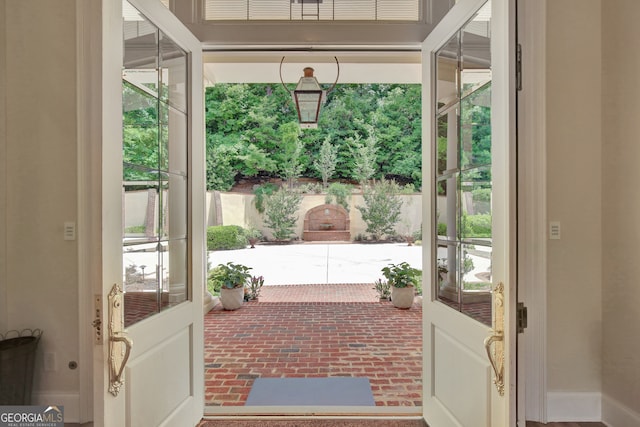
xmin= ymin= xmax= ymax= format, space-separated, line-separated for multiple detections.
xmin=207 ymin=225 xmax=248 ymax=250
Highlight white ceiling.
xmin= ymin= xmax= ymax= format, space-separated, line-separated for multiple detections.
xmin=202 ymin=50 xmax=422 ymax=84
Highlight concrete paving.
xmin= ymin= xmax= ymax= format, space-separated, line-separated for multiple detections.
xmin=207 ymin=242 xmax=423 ymax=285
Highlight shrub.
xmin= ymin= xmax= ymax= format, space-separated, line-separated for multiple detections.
xmin=437 ymin=222 xmax=447 ymax=236
xmin=298 ymin=183 xmax=323 ymax=194
xmin=124 ymin=225 xmax=146 ymax=234
xmin=263 ymin=188 xmax=303 ymax=241
xmin=313 ymin=137 xmax=338 ymax=188
xmin=253 ymin=183 xmax=278 ymax=214
xmin=462 ymin=214 xmax=492 ymax=238
xmin=207 ymin=225 xmax=248 ymax=250
xmin=325 ymin=182 xmax=352 ymax=212
xmin=412 ymin=227 xmax=422 ymax=241
xmin=472 ymin=188 xmax=492 ymax=202
xmin=356 ymin=178 xmax=402 ymax=240
xmin=206 ymin=144 xmax=239 ymax=191
xmin=400 ymin=183 xmax=416 ymax=194
xmin=207 ymin=266 xmax=221 ymax=295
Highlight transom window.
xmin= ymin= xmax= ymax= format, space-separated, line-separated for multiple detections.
xmin=204 ymin=0 xmax=420 ymax=21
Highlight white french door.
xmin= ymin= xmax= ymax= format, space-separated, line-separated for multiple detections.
xmin=96 ymin=0 xmax=205 ymax=426
xmin=421 ymin=0 xmax=516 ymax=426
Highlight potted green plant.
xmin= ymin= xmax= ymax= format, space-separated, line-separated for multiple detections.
xmin=245 ymin=275 xmax=264 ymax=301
xmin=373 ymin=278 xmax=391 ymax=302
xmin=212 ymin=262 xmax=252 ymax=310
xmin=381 ymin=262 xmax=420 ymax=309
xmin=245 ymin=227 xmax=263 ymax=248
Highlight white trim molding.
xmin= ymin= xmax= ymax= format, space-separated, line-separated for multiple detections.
xmin=547 ymin=392 xmax=602 ymax=422
xmin=602 ymin=394 xmax=640 ymax=427
xmin=517 ymin=0 xmax=547 ymax=423
xmin=33 ymin=392 xmax=81 ymax=423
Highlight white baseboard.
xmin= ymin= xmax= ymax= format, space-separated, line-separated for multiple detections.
xmin=32 ymin=392 xmax=80 ymax=423
xmin=547 ymin=392 xmax=602 ymax=422
xmin=602 ymin=394 xmax=640 ymax=427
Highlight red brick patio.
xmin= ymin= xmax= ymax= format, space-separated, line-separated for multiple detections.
xmin=204 ymin=284 xmax=422 ymax=408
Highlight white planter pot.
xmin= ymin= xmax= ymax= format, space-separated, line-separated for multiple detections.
xmin=391 ymin=286 xmax=415 ymax=309
xmin=220 ymin=286 xmax=244 ymax=310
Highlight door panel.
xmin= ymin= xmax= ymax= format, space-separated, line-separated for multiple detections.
xmin=127 ymin=326 xmax=191 ymax=426
xmin=422 ymin=0 xmax=515 ymax=425
xmin=433 ymin=325 xmax=492 ymax=427
xmin=98 ymin=0 xmax=205 ymax=426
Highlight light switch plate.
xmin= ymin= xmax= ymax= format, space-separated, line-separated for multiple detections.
xmin=64 ymin=222 xmax=76 ymax=241
xmin=549 ymin=221 xmax=561 ymax=240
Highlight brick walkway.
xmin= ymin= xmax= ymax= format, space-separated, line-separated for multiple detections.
xmin=204 ymin=284 xmax=422 ymax=408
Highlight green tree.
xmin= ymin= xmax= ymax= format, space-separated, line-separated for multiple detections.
xmin=263 ymin=188 xmax=303 ymax=241
xmin=356 ymin=178 xmax=403 ymax=240
xmin=325 ymin=182 xmax=352 ymax=212
xmin=278 ymin=122 xmax=304 ymax=188
xmin=374 ymin=85 xmax=422 ymax=187
xmin=203 ymin=83 xmax=423 ymax=189
xmin=206 ymin=142 xmax=239 ymax=191
xmin=123 ymin=82 xmax=159 ymax=181
xmin=313 ymin=136 xmax=338 ymax=188
xmin=348 ymin=127 xmax=378 ymax=186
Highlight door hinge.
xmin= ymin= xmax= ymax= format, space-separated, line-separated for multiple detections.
xmin=516 ymin=44 xmax=523 ymax=91
xmin=517 ymin=302 xmax=528 ymax=333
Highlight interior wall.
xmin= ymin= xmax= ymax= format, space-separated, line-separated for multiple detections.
xmin=545 ymin=0 xmax=603 ymax=396
xmin=0 ymin=0 xmax=8 ymax=332
xmin=3 ymin=0 xmax=80 ymax=407
xmin=601 ymin=0 xmax=640 ymax=420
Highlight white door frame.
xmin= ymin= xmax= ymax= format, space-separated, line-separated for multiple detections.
xmin=77 ymin=0 xmax=205 ymax=425
xmin=516 ymin=0 xmax=548 ymax=424
xmin=421 ymin=0 xmax=518 ymax=425
xmin=74 ymin=0 xmax=550 ymax=424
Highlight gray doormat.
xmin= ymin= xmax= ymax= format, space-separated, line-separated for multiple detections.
xmin=245 ymin=377 xmax=375 ymax=406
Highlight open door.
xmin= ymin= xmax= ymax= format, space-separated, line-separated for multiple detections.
xmin=422 ymin=0 xmax=516 ymax=426
xmin=95 ymin=0 xmax=205 ymax=425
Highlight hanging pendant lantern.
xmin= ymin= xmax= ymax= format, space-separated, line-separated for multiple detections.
xmin=280 ymin=57 xmax=339 ymax=129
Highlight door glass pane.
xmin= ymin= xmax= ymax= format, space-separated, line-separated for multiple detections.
xmin=123 ymin=82 xmax=160 ymax=172
xmin=460 ymin=166 xmax=491 ymax=241
xmin=461 ymin=0 xmax=492 ymax=98
xmin=436 ymin=174 xmax=459 ymax=242
xmin=433 ymin=1 xmax=491 ymax=323
xmin=460 ymin=83 xmax=491 ymax=170
xmin=461 ymin=243 xmax=492 ymax=326
xmin=123 ymin=243 xmax=161 ymax=327
xmin=436 ymin=107 xmax=459 ymax=176
xmin=436 ymin=33 xmax=459 ymax=111
xmin=160 ymin=105 xmax=188 ymax=175
xmin=436 ymin=242 xmax=459 ymax=306
xmin=159 ymin=32 xmax=188 ymax=113
xmin=161 ymin=173 xmax=188 ymax=240
xmin=161 ymin=238 xmax=188 ymax=305
xmin=123 ymin=167 xmax=161 ymax=242
xmin=123 ymin=3 xmax=159 ymax=96
xmin=123 ymin=1 xmax=190 ymax=326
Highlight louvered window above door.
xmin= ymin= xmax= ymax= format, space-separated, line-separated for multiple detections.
xmin=203 ymin=0 xmax=420 ymax=21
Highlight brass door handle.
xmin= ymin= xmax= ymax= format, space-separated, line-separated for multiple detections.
xmin=484 ymin=331 xmax=504 ymax=396
xmin=110 ymin=332 xmax=133 ymax=393
xmin=484 ymin=282 xmax=505 ymax=396
xmin=107 ymin=284 xmax=133 ymax=396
